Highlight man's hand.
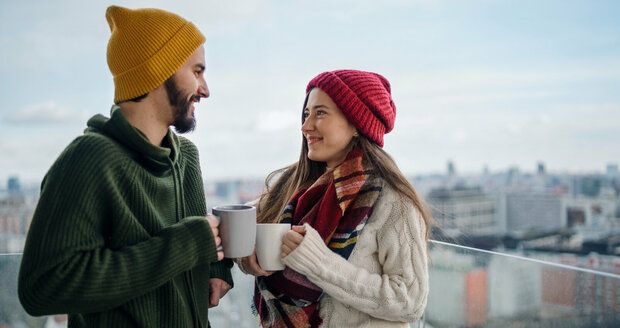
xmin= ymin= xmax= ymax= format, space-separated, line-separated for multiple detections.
xmin=209 ymin=278 xmax=231 ymax=308
xmin=206 ymin=214 xmax=224 ymax=261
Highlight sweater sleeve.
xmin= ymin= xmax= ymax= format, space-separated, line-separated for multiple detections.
xmin=209 ymin=259 xmax=234 ymax=287
xmin=282 ymin=201 xmax=429 ymax=323
xmin=179 ymin=137 xmax=235 ymax=288
xmin=18 ymin=137 xmax=220 ymax=316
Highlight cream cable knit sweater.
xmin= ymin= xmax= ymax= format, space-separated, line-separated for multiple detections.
xmin=282 ymin=185 xmax=429 ymax=327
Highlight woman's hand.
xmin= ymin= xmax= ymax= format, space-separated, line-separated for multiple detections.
xmin=237 ymin=250 xmax=273 ymax=276
xmin=281 ymin=225 xmax=306 ymax=258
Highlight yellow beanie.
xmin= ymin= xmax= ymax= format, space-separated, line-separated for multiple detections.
xmin=106 ymin=6 xmax=205 ymax=103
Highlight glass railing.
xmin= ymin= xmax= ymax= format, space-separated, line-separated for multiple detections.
xmin=2 ymin=243 xmax=619 ymax=327
xmin=424 ymin=241 xmax=620 ymax=327
xmin=0 ymin=253 xmax=68 ymax=327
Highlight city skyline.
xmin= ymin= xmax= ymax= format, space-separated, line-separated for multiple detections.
xmin=1 ymin=0 xmax=619 ymax=183
xmin=1 ymin=159 xmax=618 ymax=190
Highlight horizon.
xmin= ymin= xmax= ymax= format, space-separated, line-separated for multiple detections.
xmin=2 ymin=160 xmax=617 ymax=190
xmin=1 ymin=0 xmax=619 ymax=184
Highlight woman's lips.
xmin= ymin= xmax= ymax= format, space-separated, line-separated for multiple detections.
xmin=306 ymin=136 xmax=322 ymax=145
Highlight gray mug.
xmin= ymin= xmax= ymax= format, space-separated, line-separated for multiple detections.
xmin=212 ymin=205 xmax=256 ymax=258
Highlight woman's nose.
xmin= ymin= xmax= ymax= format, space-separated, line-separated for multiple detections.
xmin=301 ymin=116 xmax=313 ymax=132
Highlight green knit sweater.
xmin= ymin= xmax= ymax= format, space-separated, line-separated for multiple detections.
xmin=18 ymin=107 xmax=233 ymax=327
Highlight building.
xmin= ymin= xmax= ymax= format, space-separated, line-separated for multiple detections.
xmin=426 ymin=247 xmax=488 ymax=327
xmin=537 ymin=161 xmax=546 ymax=175
xmin=7 ymin=176 xmax=21 ymax=194
xmin=488 ymin=252 xmax=542 ymax=319
xmin=503 ymin=192 xmax=566 ymax=233
xmin=607 ymin=163 xmax=619 ymax=177
xmin=427 ymin=186 xmax=498 ymax=236
xmin=0 ymin=184 xmax=36 ymax=253
xmin=534 ymin=252 xmax=620 ymax=323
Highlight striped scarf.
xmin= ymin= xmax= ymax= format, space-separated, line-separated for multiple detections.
xmin=254 ymin=147 xmax=383 ymax=328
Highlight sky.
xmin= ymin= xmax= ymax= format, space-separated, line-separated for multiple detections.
xmin=1 ymin=0 xmax=619 ymax=186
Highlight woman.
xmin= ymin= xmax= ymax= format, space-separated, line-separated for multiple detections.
xmin=238 ymin=69 xmax=431 ymax=327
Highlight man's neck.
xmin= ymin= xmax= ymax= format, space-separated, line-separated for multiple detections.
xmin=118 ymin=100 xmax=169 ymax=146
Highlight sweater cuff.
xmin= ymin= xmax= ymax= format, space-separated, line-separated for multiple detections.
xmin=282 ymin=223 xmax=331 ymax=278
xmin=210 ymin=259 xmax=234 ymax=288
xmin=182 ymin=216 xmax=219 ymax=265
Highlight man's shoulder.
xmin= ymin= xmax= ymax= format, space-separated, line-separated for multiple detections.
xmin=75 ymin=131 xmax=123 ymax=153
xmin=58 ymin=132 xmax=129 ymax=168
xmin=42 ymin=133 xmax=131 ymax=186
xmin=176 ymin=135 xmax=200 ymax=158
xmin=176 ymin=135 xmax=197 ymax=150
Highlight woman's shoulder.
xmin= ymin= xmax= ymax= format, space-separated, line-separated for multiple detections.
xmin=372 ymin=183 xmax=425 ymax=232
xmin=374 ymin=183 xmax=417 ymax=215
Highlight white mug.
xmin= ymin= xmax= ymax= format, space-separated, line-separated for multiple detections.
xmin=256 ymin=223 xmax=291 ymax=271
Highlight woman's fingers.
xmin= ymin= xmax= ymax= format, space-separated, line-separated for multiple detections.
xmin=291 ymin=225 xmax=306 ymax=235
xmin=240 ymin=252 xmax=272 ymax=276
xmin=281 ymin=243 xmax=293 ymax=257
xmin=283 ymin=230 xmax=304 ymax=247
xmin=281 ymin=230 xmax=305 ymax=258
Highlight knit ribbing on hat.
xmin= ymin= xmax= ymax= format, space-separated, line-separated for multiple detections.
xmin=106 ymin=6 xmax=206 ymax=103
xmin=306 ymin=70 xmax=396 ymax=147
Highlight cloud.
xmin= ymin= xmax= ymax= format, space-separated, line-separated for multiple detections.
xmin=393 ymin=61 xmax=620 ymax=104
xmin=0 ymin=126 xmax=82 ymax=183
xmin=4 ymin=101 xmax=82 ymax=124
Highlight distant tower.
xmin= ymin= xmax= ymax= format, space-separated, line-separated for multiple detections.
xmin=507 ymin=166 xmax=519 ymax=185
xmin=607 ymin=163 xmax=619 ymax=176
xmin=448 ymin=160 xmax=456 ymax=177
xmin=537 ymin=161 xmax=546 ymax=175
xmin=7 ymin=176 xmax=21 ymax=193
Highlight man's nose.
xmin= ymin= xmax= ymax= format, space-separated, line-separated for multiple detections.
xmin=198 ymin=83 xmax=210 ymax=98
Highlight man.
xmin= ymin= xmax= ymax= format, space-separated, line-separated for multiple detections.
xmin=18 ymin=5 xmax=232 ymax=327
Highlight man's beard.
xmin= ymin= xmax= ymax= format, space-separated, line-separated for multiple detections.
xmin=165 ymin=77 xmax=196 ymax=134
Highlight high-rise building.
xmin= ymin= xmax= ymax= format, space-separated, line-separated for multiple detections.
xmin=580 ymin=176 xmax=603 ymax=197
xmin=427 ymin=186 xmax=497 ymax=236
xmin=503 ymin=192 xmax=565 ymax=233
xmin=537 ymin=161 xmax=546 ymax=175
xmin=607 ymin=163 xmax=619 ymax=177
xmin=506 ymin=166 xmax=520 ymax=186
xmin=447 ymin=160 xmax=456 ymax=177
xmin=7 ymin=176 xmax=21 ymax=193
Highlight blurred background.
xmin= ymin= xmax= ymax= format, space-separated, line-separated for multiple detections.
xmin=1 ymin=0 xmax=619 ymax=327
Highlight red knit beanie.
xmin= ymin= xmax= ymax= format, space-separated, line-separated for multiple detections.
xmin=306 ymin=69 xmax=396 ymax=147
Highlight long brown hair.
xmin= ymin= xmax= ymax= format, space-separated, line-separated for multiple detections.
xmin=256 ymin=94 xmax=432 ymax=240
